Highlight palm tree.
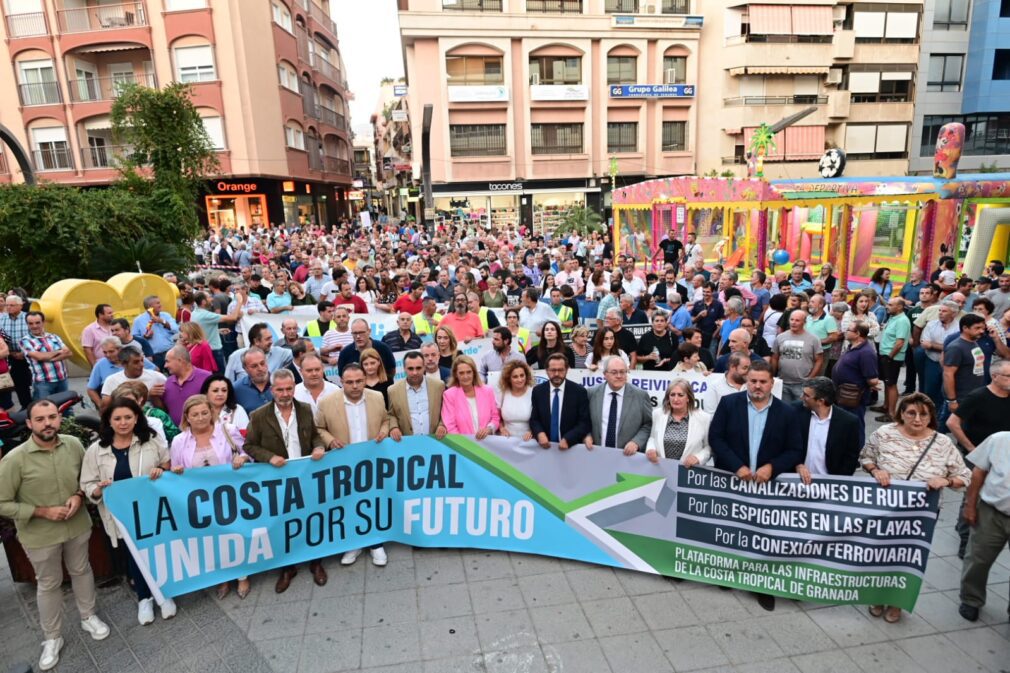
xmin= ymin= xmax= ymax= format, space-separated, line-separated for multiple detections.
xmin=555 ymin=206 xmax=605 ymax=237
xmin=88 ymin=236 xmax=190 ymax=278
xmin=748 ymin=123 xmax=777 ymax=178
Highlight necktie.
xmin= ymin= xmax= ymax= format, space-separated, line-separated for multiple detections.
xmin=550 ymin=388 xmax=560 ymax=442
xmin=606 ymin=392 xmax=618 ymax=448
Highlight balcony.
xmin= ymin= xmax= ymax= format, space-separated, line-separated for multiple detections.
xmin=324 ymin=156 xmax=350 ymax=174
xmin=18 ymin=81 xmax=62 ymax=107
xmin=319 ymin=105 xmax=339 ymax=128
xmin=308 ymin=149 xmax=324 ymax=171
xmin=312 ymin=55 xmax=341 ymax=84
xmin=80 ymin=144 xmax=133 ymax=169
xmin=526 ymin=0 xmax=582 ymax=12
xmin=5 ymin=11 xmax=47 ymax=37
xmin=442 ymin=0 xmax=501 ymax=10
xmin=56 ymin=2 xmax=147 ymax=33
xmin=68 ymin=73 xmax=156 ymax=102
xmin=723 ymin=95 xmax=827 ymax=106
xmin=33 ymin=147 xmax=74 ymax=172
xmin=307 ymin=1 xmax=338 ymax=36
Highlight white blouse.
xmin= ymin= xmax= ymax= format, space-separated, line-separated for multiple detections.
xmin=496 ymin=388 xmax=533 ymax=437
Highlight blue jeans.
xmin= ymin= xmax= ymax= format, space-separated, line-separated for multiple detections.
xmin=212 ymin=349 xmax=227 ymax=374
xmin=32 ymin=379 xmax=68 ymax=401
xmin=922 ymin=358 xmax=943 ymax=410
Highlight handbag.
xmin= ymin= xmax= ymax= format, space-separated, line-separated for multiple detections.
xmin=836 ymin=383 xmax=863 ymax=409
xmin=0 ymin=357 xmax=13 ymax=391
xmin=222 ymin=424 xmax=242 ymax=459
xmin=905 ymin=432 xmax=938 ymax=480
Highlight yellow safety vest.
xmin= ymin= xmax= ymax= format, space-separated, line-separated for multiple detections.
xmin=478 ymin=307 xmax=491 ymax=333
xmin=553 ymin=304 xmax=574 ymax=334
xmin=414 ymin=312 xmax=443 ymax=336
xmin=515 ymin=327 xmax=530 ymax=354
xmin=305 ymin=319 xmax=336 ymax=337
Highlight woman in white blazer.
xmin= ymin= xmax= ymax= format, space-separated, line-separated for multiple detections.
xmin=645 ymin=379 xmax=712 ymax=466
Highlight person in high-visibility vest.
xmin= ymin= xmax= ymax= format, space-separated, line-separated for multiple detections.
xmin=413 ymin=297 xmax=443 ymax=336
xmin=466 ymin=292 xmax=500 ymax=332
xmin=504 ymin=307 xmax=530 ymax=354
xmin=303 ymin=300 xmax=337 ymax=338
xmin=548 ymin=287 xmax=574 ymax=335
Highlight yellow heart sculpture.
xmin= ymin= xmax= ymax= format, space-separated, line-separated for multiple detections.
xmin=39 ymin=273 xmax=179 ymax=370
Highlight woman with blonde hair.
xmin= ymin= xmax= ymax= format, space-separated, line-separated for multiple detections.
xmin=170 ymin=395 xmax=250 ymax=599
xmin=435 ymin=325 xmax=460 ymax=370
xmin=645 ymin=379 xmax=712 ymax=466
xmin=178 ymin=321 xmax=217 ymax=372
xmin=441 ymin=355 xmax=500 ymax=439
xmin=494 ymin=359 xmax=534 ymax=440
xmin=570 ymin=325 xmax=591 ymax=369
xmin=360 ymin=347 xmax=391 ymax=406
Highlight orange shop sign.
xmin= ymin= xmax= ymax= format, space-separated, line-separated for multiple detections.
xmin=216 ymin=181 xmax=259 ymax=193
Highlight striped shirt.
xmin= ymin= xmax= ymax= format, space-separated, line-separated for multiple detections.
xmin=20 ymin=332 xmax=69 ymax=383
xmin=0 ymin=312 xmax=29 ymax=353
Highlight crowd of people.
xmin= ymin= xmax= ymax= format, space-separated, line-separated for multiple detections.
xmin=0 ymin=220 xmax=1008 ymax=671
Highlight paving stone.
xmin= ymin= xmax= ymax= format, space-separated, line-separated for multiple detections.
xmin=312 ymin=561 xmax=367 ymax=597
xmin=948 ymin=625 xmax=1010 ymax=672
xmin=632 ymin=590 xmax=699 ymax=631
xmin=246 ymin=599 xmax=310 ymax=641
xmin=613 ymin=568 xmax=679 ymax=596
xmin=543 ymin=639 xmax=613 ymax=673
xmin=847 ymin=640 xmax=923 ymax=673
xmin=414 ymin=549 xmax=467 ymax=586
xmin=462 ymin=552 xmax=516 ymax=582
xmin=923 ymin=556 xmax=965 ymax=592
xmin=510 ymin=553 xmax=563 ymax=576
xmin=469 ymin=578 xmax=525 ymax=614
xmin=299 ymin=630 xmax=363 ymax=673
xmin=789 ymin=650 xmax=864 ymax=673
xmin=364 ymin=560 xmax=419 ymax=593
xmin=421 ymin=654 xmax=486 ymax=673
xmin=474 ymin=608 xmax=538 ymax=652
xmin=363 ymin=588 xmax=418 ymax=627
xmin=360 ymin=622 xmax=422 ymax=668
xmin=894 ymin=633 xmax=989 ymax=673
xmin=682 ymin=584 xmax=752 ymax=623
xmin=654 ymin=625 xmax=730 ymax=671
xmin=564 ymin=566 xmax=627 ymax=601
xmin=518 ymin=572 xmax=576 ymax=608
xmin=484 ymin=646 xmax=550 ymax=673
xmin=761 ymin=612 xmax=839 ymax=656
xmin=528 ymin=602 xmax=593 ymax=644
xmin=598 ymin=632 xmax=674 ymax=673
xmin=418 ymin=582 xmax=473 ymax=620
xmin=708 ymin=618 xmax=787 ymax=666
xmin=418 ymin=615 xmax=481 ymax=660
xmin=305 ymin=591 xmax=364 ymax=633
xmin=254 ymin=635 xmax=304 ymax=671
xmin=580 ymin=596 xmax=648 ymax=638
xmin=735 ymin=658 xmax=804 ymax=673
xmin=805 ymin=605 xmax=892 ymax=648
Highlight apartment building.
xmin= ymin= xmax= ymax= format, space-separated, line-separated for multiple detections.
xmin=0 ymin=0 xmax=354 ymax=229
xmin=397 ymin=0 xmax=927 ymax=227
xmin=370 ymin=79 xmax=415 ymax=218
xmin=908 ymin=0 xmax=1010 ymax=174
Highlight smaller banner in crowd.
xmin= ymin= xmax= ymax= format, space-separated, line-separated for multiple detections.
xmin=104 ymin=436 xmax=939 ymax=610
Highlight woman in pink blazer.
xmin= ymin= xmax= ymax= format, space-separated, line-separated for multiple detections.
xmin=441 ymin=355 xmax=501 ymax=439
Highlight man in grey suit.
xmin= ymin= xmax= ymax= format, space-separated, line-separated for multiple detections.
xmin=586 ymin=356 xmax=653 ymax=455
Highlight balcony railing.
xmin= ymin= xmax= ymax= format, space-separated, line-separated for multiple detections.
xmin=308 ymin=149 xmax=324 ymax=171
xmin=442 ymin=0 xmax=502 ymax=10
xmin=336 ymin=112 xmax=346 ymax=130
xmin=526 ymin=0 xmax=582 ymax=12
xmin=56 ymin=2 xmax=147 ymax=33
xmin=739 ymin=34 xmax=833 ymax=44
xmin=68 ymin=73 xmax=156 ymax=102
xmin=323 ymin=156 xmax=350 ymax=174
xmin=5 ymin=11 xmax=47 ymax=37
xmin=319 ymin=106 xmax=338 ymax=127
xmin=605 ymin=0 xmax=638 ymax=12
xmin=307 ymin=1 xmax=338 ymax=35
xmin=33 ymin=147 xmax=74 ymax=171
xmin=313 ymin=55 xmax=341 ymax=83
xmin=80 ymin=144 xmax=133 ymax=169
xmin=18 ymin=81 xmax=62 ymax=106
xmin=723 ymin=95 xmax=827 ymax=106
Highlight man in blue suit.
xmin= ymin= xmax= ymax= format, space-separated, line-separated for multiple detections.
xmin=530 ymin=353 xmax=591 ymax=450
xmin=709 ymin=358 xmax=803 ymax=612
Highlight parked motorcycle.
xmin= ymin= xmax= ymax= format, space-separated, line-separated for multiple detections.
xmin=0 ymin=390 xmax=99 ymax=452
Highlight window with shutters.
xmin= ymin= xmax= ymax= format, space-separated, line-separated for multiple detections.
xmin=202 ymin=117 xmax=225 ymax=150
xmin=531 ymin=123 xmax=583 ymax=154
xmin=529 ymin=56 xmax=581 ymax=85
xmin=927 ymin=55 xmax=963 ymax=92
xmin=446 ymin=55 xmax=503 ymax=85
xmin=662 ymin=56 xmax=687 ymax=84
xmin=932 ymin=0 xmax=969 ymax=29
xmin=662 ymin=121 xmax=688 ymax=151
xmin=174 ymin=45 xmax=216 ymax=83
xmin=449 ymin=124 xmax=507 ymax=157
xmin=607 ymin=122 xmax=638 ymax=153
xmin=607 ymin=56 xmax=636 ymax=84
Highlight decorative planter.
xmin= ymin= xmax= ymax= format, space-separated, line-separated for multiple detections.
xmin=1 ymin=517 xmax=117 ymax=584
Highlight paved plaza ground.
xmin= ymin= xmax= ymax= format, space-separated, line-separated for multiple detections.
xmin=1 ymin=386 xmax=1009 ymax=673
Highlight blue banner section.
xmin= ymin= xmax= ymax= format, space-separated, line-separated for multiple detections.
xmin=103 ymin=437 xmax=614 ymax=599
xmin=609 ymin=84 xmax=696 ymax=98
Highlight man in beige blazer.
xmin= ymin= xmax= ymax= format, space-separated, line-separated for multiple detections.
xmin=314 ymin=363 xmax=389 ymax=448
xmin=313 ymin=363 xmax=392 ymax=567
xmin=387 ymin=351 xmax=447 ymax=440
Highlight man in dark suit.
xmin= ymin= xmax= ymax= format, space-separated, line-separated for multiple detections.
xmin=709 ymin=359 xmax=803 ymax=611
xmin=243 ymin=369 xmax=328 ymax=593
xmin=794 ymin=377 xmax=862 ymax=482
xmin=585 ymin=356 xmax=653 ymax=455
xmin=530 ymin=353 xmax=591 ymax=450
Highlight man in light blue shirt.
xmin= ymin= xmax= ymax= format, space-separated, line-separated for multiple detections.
xmin=224 ymin=322 xmax=294 ymax=383
xmin=304 ymin=264 xmax=332 ymax=302
xmin=131 ymin=295 xmax=178 ymax=370
xmin=668 ymin=294 xmax=693 ymax=337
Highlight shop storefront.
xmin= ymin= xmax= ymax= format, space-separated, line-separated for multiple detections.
xmin=431 ymin=179 xmax=602 ymax=233
xmin=201 ymin=178 xmax=349 ymax=231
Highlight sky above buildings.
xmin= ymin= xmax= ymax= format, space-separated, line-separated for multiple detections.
xmin=331 ymin=0 xmax=404 ymax=136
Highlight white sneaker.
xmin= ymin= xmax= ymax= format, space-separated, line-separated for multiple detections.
xmin=160 ymin=598 xmax=177 ymax=620
xmin=137 ymin=598 xmax=155 ymax=625
xmin=370 ymin=547 xmax=388 ymax=567
xmin=81 ymin=614 xmax=110 ymax=640
xmin=341 ymin=549 xmax=363 ymax=565
xmin=39 ymin=637 xmax=63 ymax=671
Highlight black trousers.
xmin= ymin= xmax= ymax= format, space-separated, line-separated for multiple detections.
xmin=10 ymin=358 xmax=32 ymax=409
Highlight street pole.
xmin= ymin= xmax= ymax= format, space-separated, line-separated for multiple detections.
xmin=421 ymin=104 xmax=433 ymax=236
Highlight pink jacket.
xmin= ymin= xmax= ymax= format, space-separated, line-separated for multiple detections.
xmin=441 ymin=385 xmax=501 ymax=434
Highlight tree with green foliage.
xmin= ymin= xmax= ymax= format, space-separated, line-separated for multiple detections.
xmin=0 ymin=83 xmax=218 ymax=293
xmin=555 ymin=206 xmax=605 ymax=237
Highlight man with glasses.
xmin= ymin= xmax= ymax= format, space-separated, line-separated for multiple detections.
xmin=585 ymin=357 xmax=652 ymax=455
xmin=336 ymin=318 xmax=396 ymax=379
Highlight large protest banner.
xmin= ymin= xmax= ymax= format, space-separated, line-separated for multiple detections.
xmin=104 ymin=435 xmax=939 ymax=610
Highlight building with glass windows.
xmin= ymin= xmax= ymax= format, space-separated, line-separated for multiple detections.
xmin=909 ymin=0 xmax=1010 ymax=174
xmin=0 ymin=0 xmax=355 ymax=228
